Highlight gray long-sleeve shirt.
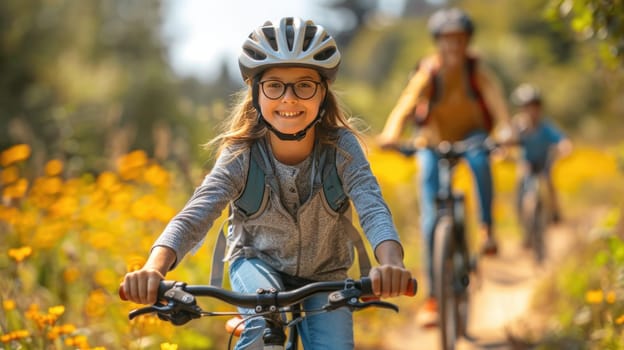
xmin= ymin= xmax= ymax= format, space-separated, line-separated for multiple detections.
xmin=153 ymin=128 xmax=402 ymax=281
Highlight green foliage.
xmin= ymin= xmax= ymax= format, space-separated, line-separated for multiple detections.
xmin=532 ymin=206 xmax=624 ymax=348
xmin=546 ymin=0 xmax=624 ymax=68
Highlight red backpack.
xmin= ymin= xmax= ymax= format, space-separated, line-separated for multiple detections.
xmin=413 ymin=55 xmax=493 ymax=132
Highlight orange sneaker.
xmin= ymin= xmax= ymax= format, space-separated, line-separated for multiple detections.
xmin=417 ymin=297 xmax=439 ymax=328
xmin=480 ymin=236 xmax=499 ymax=256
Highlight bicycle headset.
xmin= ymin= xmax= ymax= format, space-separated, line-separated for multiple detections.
xmin=238 ymin=17 xmax=341 ymax=141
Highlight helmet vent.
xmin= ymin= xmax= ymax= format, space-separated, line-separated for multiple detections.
xmin=302 ymin=26 xmax=317 ymax=51
xmin=260 ymin=27 xmax=278 ymax=51
xmin=243 ymin=47 xmax=266 ymax=60
xmin=314 ymin=47 xmax=336 ymax=61
xmin=285 ymin=26 xmax=295 ymax=50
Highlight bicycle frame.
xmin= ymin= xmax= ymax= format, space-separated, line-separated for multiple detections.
xmin=431 ymin=145 xmax=472 ymax=350
xmin=519 ymin=168 xmax=550 ymax=264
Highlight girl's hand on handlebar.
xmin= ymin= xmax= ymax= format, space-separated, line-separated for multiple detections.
xmin=368 ymin=264 xmax=413 ymax=298
xmin=120 ymin=268 xmax=165 ymax=305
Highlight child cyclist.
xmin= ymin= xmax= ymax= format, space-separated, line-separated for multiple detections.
xmin=120 ymin=17 xmax=413 ymax=349
xmin=510 ymin=83 xmax=573 ymax=224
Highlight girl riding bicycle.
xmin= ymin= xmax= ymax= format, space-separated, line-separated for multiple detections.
xmin=510 ymin=83 xmax=573 ymax=225
xmin=120 ymin=17 xmax=412 ymax=350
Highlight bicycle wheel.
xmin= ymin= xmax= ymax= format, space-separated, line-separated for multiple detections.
xmin=521 ymin=178 xmax=546 ymax=263
xmin=521 ymin=180 xmax=537 ymax=245
xmin=433 ymin=215 xmax=459 ymax=350
xmin=531 ymin=184 xmax=548 ymax=264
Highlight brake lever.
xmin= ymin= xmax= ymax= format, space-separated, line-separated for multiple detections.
xmin=129 ymin=302 xmax=174 ymax=320
xmin=325 ymin=288 xmax=399 ymax=313
xmin=128 ymin=287 xmax=202 ymax=325
xmin=349 ymin=299 xmax=399 ymax=313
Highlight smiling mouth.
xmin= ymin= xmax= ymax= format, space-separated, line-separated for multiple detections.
xmin=277 ymin=111 xmax=304 ymax=118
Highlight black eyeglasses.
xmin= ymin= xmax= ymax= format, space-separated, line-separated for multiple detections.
xmin=259 ymin=80 xmax=322 ymax=100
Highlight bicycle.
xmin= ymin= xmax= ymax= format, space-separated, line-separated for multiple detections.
xmin=388 ymin=137 xmax=497 ymax=350
xmin=120 ymin=277 xmax=417 ymax=349
xmin=517 ymin=155 xmax=554 ymax=265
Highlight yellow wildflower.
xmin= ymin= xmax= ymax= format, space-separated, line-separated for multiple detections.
xmin=48 ymin=305 xmax=65 ymax=317
xmin=96 ymin=171 xmax=119 ymax=191
xmin=50 ymin=195 xmax=79 ymax=217
xmin=1 ymin=166 xmax=19 ymax=185
xmin=1 ymin=329 xmax=30 ymax=342
xmin=60 ymin=324 xmax=77 ymax=334
xmin=41 ymin=177 xmax=63 ymax=195
xmin=85 ymin=289 xmax=108 ymax=318
xmin=117 ymin=150 xmax=148 ymax=180
xmin=3 ymin=299 xmax=16 ymax=311
xmin=25 ymin=303 xmax=40 ymax=319
xmin=126 ymin=255 xmax=146 ymax=272
xmin=0 ymin=144 xmax=31 ymax=166
xmin=616 ymin=314 xmax=624 ymax=325
xmin=0 ymin=334 xmax=10 ymax=343
xmin=2 ymin=178 xmax=29 ymax=200
xmin=94 ymin=269 xmax=117 ymax=288
xmin=143 ymin=164 xmax=170 ymax=188
xmin=606 ymin=290 xmax=616 ymax=304
xmin=65 ymin=335 xmax=89 ymax=348
xmin=0 ymin=205 xmax=19 ymax=224
xmin=63 ymin=266 xmax=81 ymax=283
xmin=45 ymin=159 xmax=64 ymax=176
xmin=47 ymin=327 xmax=60 ymax=340
xmin=585 ymin=289 xmax=604 ymax=304
xmin=161 ymin=343 xmax=179 ymax=350
xmin=8 ymin=246 xmax=33 ymax=262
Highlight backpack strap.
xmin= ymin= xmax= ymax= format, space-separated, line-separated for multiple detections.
xmin=233 ymin=143 xmax=266 ymax=216
xmin=321 ymin=146 xmax=349 ymax=213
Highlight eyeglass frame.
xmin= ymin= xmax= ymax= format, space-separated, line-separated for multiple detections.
xmin=258 ymin=79 xmax=324 ymax=100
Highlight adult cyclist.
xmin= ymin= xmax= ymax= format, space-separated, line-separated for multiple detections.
xmin=378 ymin=7 xmax=513 ymax=327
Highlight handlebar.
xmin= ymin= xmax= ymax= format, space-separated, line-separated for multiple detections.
xmin=120 ymin=277 xmax=417 ymax=325
xmin=384 ymin=137 xmax=501 ymax=158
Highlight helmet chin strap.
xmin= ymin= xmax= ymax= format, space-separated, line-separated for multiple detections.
xmin=259 ymin=112 xmax=323 ymax=141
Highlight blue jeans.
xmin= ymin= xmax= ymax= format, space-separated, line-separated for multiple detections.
xmin=229 ymin=258 xmax=354 ymax=350
xmin=418 ymin=131 xmax=493 ymax=297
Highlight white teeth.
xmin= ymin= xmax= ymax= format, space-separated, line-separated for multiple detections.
xmin=278 ymin=111 xmax=301 ymax=117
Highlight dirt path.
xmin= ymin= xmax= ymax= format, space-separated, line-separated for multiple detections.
xmin=381 ymin=223 xmax=577 ymax=350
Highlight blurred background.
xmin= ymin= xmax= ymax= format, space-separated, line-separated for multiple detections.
xmin=1 ymin=0 xmax=623 ymax=349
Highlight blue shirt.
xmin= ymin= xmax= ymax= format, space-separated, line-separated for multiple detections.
xmin=519 ymin=119 xmax=564 ymax=168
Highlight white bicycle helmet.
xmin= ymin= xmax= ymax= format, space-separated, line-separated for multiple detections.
xmin=427 ymin=8 xmax=475 ymax=38
xmin=238 ymin=17 xmax=341 ymax=82
xmin=511 ymin=83 xmax=542 ymax=106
